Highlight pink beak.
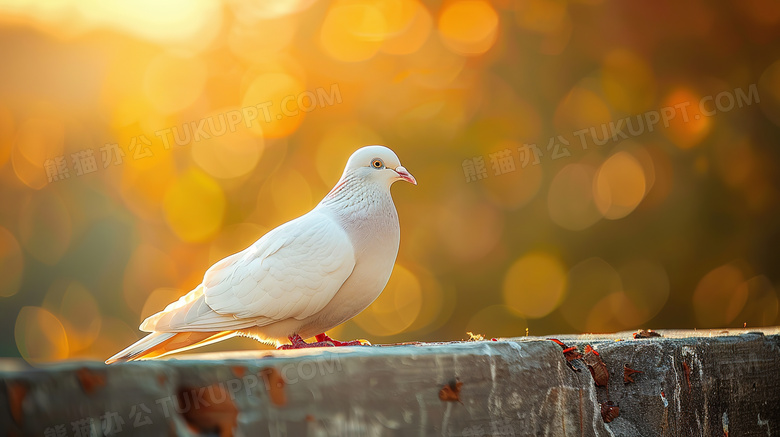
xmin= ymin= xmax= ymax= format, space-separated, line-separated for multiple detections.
xmin=394 ymin=166 xmax=417 ymax=185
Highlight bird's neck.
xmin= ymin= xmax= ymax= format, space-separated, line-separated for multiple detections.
xmin=320 ymin=174 xmax=391 ymax=212
xmin=318 ymin=175 xmax=399 ymax=240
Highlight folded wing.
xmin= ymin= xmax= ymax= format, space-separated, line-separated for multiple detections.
xmin=141 ymin=211 xmax=356 ymax=333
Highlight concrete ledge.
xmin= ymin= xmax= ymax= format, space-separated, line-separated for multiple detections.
xmin=2 ymin=328 xmax=779 ymax=436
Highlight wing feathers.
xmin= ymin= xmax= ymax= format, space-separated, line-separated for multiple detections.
xmin=204 ymin=211 xmax=355 ymax=321
xmin=140 ymin=211 xmax=355 ymax=334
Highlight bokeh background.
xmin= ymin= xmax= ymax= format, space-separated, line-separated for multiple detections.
xmin=1 ymin=0 xmax=780 ymax=363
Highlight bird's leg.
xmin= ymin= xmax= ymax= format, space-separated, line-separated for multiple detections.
xmin=315 ymin=333 xmax=371 ymax=346
xmin=277 ymin=333 xmax=336 ymax=350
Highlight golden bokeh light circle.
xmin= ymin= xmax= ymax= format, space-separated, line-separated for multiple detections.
xmin=547 ymin=164 xmax=602 ymax=231
xmin=191 ymin=125 xmax=264 ymax=180
xmin=352 ymin=264 xmax=423 ymax=337
xmin=241 ymin=72 xmax=307 ymax=138
xmin=438 ymin=0 xmax=499 ymax=56
xmin=661 ymin=88 xmax=712 ymax=149
xmin=15 ymin=306 xmax=69 ymax=363
xmin=143 ymin=53 xmax=207 ymax=115
xmin=503 ymin=252 xmax=568 ymax=319
xmin=593 ymin=151 xmax=647 ymax=220
xmin=43 ymin=281 xmax=102 ymax=353
xmin=380 ymin=0 xmax=432 ymax=55
xmin=320 ymin=2 xmax=388 ymax=62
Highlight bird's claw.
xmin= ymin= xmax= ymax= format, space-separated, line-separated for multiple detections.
xmin=315 ymin=333 xmax=371 ymax=346
xmin=276 ymin=333 xmax=371 ymax=349
xmin=277 ymin=340 xmax=335 ymax=350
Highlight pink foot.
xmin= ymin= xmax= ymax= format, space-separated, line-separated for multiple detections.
xmin=277 ymin=334 xmax=335 ymax=350
xmin=315 ymin=333 xmax=370 ymax=347
xmin=276 ymin=333 xmax=371 ymax=350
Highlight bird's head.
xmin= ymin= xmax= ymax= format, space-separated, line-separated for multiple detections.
xmin=340 ymin=145 xmax=417 ymax=188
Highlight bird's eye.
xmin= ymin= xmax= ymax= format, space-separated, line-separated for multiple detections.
xmin=371 ymin=158 xmax=384 ymax=169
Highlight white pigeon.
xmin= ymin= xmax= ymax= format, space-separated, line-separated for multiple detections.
xmin=106 ymin=145 xmax=416 ymax=364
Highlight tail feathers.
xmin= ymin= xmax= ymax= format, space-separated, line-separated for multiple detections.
xmin=105 ymin=331 xmax=236 ymax=364
xmin=106 ymin=332 xmax=176 ymax=364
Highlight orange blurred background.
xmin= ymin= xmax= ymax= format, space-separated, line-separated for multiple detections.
xmin=2 ymin=0 xmax=780 ymax=363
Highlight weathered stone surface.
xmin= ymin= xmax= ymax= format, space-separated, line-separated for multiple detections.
xmin=558 ymin=329 xmax=780 ymax=436
xmin=1 ymin=328 xmax=778 ymax=436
